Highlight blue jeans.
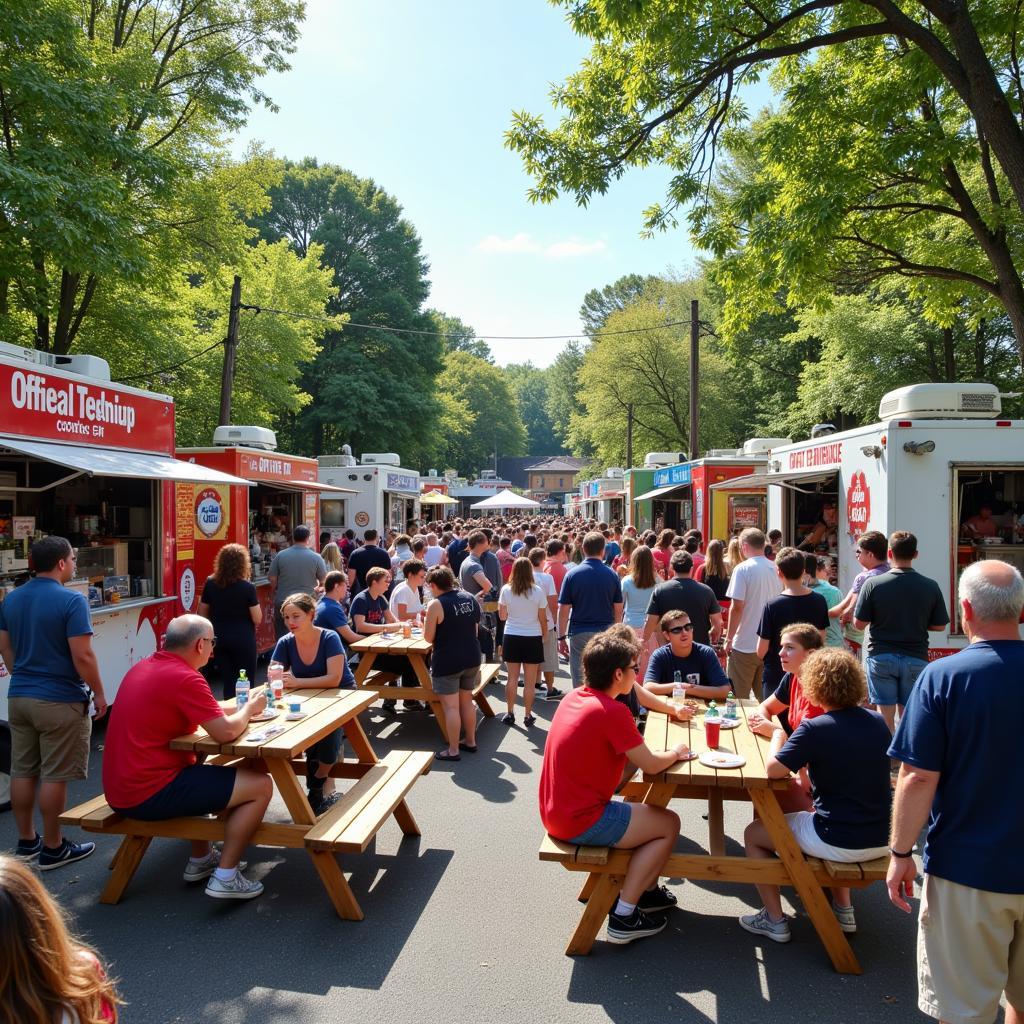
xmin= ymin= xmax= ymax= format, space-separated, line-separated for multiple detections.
xmin=568 ymin=631 xmax=601 ymax=687
xmin=567 ymin=799 xmax=632 ymax=846
xmin=866 ymin=652 xmax=927 ymax=707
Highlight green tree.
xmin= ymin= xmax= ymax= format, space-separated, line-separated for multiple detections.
xmin=435 ymin=352 xmax=526 ymax=476
xmin=579 ymin=273 xmax=661 ymax=336
xmin=0 ymin=0 xmax=302 ymax=353
xmin=545 ymin=339 xmax=589 ymax=453
xmin=503 ymin=362 xmax=563 ymax=455
xmin=507 ymin=0 xmax=1024 ymax=361
xmin=427 ymin=309 xmax=493 ymax=362
xmin=252 ymin=159 xmax=442 ymax=462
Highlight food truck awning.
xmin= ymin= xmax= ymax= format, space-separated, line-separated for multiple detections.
xmin=272 ymin=480 xmax=357 ymax=493
xmin=0 ymin=436 xmax=252 ymax=487
xmin=632 ymin=483 xmax=690 ymax=503
xmin=709 ymin=469 xmax=836 ymax=493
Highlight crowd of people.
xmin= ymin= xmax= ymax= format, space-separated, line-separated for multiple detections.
xmin=0 ymin=514 xmax=1020 ymax=1024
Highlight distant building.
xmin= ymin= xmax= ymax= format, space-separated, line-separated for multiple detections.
xmin=523 ymin=456 xmax=587 ymax=512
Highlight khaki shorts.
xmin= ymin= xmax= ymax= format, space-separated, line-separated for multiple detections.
xmin=9 ymin=697 xmax=91 ymax=782
xmin=431 ymin=668 xmax=480 ymax=696
xmin=918 ymin=874 xmax=1024 ymax=1024
xmin=541 ymin=630 xmax=559 ymax=674
xmin=726 ymin=649 xmax=764 ymax=700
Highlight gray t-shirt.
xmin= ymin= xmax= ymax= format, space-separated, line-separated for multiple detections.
xmin=481 ymin=549 xmax=502 ymax=597
xmin=460 ymin=554 xmax=487 ymax=597
xmin=269 ymin=545 xmax=327 ymax=603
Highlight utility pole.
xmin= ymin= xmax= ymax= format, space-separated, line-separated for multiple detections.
xmin=219 ymin=275 xmax=242 ymax=426
xmin=689 ymin=298 xmax=699 ymax=461
xmin=626 ymin=402 xmax=634 ymax=469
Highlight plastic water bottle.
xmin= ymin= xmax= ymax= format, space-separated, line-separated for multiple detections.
xmin=235 ymin=670 xmax=250 ymax=710
xmin=706 ymin=700 xmax=719 ymax=720
xmin=725 ymin=691 xmax=738 ymax=720
xmin=672 ymin=670 xmax=685 ymax=705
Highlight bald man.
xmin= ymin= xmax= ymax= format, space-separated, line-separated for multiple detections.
xmin=102 ymin=615 xmax=273 ymax=901
xmin=888 ymin=559 xmax=1024 ymax=1024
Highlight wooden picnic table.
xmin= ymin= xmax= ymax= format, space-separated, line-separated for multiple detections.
xmin=62 ymin=688 xmax=431 ymax=920
xmin=349 ymin=631 xmax=496 ymax=741
xmin=550 ymin=699 xmax=880 ymax=974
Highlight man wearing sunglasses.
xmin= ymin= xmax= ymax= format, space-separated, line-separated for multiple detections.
xmin=643 ymin=610 xmax=730 ymax=701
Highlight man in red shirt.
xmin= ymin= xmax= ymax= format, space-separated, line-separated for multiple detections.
xmin=102 ymin=615 xmax=272 ymax=901
xmin=539 ymin=630 xmax=690 ymax=944
xmin=543 ymin=538 xmax=569 ymax=595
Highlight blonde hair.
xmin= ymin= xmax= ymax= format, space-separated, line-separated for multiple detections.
xmin=800 ymin=648 xmax=867 ymax=709
xmin=629 ymin=544 xmax=658 ymax=590
xmin=0 ymin=856 xmax=120 ymax=1023
xmin=320 ymin=542 xmax=343 ymax=572
xmin=725 ymin=537 xmax=744 ymax=570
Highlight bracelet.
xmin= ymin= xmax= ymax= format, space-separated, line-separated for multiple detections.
xmin=889 ymin=846 xmax=915 ymax=858
xmin=558 ymin=635 xmax=567 ymax=641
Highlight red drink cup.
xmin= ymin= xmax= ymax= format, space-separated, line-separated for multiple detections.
xmin=705 ymin=716 xmax=721 ymax=749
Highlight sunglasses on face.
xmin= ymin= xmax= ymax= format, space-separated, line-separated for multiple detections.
xmin=667 ymin=623 xmax=694 ymax=634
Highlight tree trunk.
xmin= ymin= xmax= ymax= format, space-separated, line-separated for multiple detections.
xmin=941 ymin=327 xmax=956 ymax=380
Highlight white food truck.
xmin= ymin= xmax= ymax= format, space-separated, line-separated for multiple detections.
xmin=715 ymin=383 xmax=1024 ymax=657
xmin=318 ymin=448 xmax=421 ymax=540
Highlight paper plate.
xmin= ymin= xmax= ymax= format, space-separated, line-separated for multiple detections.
xmin=285 ymin=711 xmax=307 ymax=721
xmin=699 ymin=750 xmax=746 ymax=769
xmin=717 ymin=717 xmax=742 ymax=730
xmin=249 ymin=709 xmax=279 ymax=722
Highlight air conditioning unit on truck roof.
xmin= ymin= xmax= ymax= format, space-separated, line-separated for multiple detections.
xmin=742 ymin=437 xmax=792 ymax=455
xmin=644 ymin=451 xmax=688 ymax=467
xmin=213 ymin=425 xmax=277 ymax=450
xmin=878 ymin=383 xmax=1004 ymax=420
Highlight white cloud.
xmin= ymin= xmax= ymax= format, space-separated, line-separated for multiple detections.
xmin=474 ymin=233 xmax=608 ymax=259
xmin=475 ymin=232 xmax=541 ymax=254
xmin=544 ymin=238 xmax=607 ymax=259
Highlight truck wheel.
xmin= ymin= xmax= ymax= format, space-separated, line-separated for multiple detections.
xmin=0 ymin=721 xmax=10 ymax=813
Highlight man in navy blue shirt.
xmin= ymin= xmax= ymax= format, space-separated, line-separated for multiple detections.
xmin=0 ymin=537 xmax=105 ymax=870
xmin=347 ymin=529 xmax=391 ymax=595
xmin=643 ymin=610 xmax=729 ymax=701
xmin=888 ymin=559 xmax=1024 ymax=1024
xmin=557 ymin=532 xmax=623 ymax=687
xmin=313 ymin=572 xmax=360 ymax=652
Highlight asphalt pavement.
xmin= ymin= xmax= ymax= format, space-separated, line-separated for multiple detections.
xmin=1 ymin=665 xmax=941 ymax=1024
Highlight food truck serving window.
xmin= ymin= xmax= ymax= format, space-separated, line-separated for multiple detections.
xmin=952 ymin=465 xmax=1024 ymax=632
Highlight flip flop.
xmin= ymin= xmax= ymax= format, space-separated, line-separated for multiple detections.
xmin=458 ymin=742 xmax=478 ymax=753
xmin=435 ymin=750 xmax=461 ymax=762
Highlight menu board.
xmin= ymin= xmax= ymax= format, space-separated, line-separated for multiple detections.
xmin=175 ymin=483 xmax=195 ymax=560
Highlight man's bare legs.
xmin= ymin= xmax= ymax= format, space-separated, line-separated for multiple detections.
xmin=614 ymin=804 xmax=680 ymax=904
xmin=219 ymin=770 xmax=272 ymax=870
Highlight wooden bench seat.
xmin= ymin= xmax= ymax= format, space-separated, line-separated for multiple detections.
xmin=306 ymin=750 xmax=432 ymax=853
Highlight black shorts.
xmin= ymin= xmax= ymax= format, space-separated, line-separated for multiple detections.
xmin=503 ymin=633 xmax=544 ymax=665
xmin=112 ymin=764 xmax=237 ymax=820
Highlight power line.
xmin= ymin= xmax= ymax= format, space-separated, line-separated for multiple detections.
xmin=118 ymin=338 xmax=224 ymax=383
xmin=240 ymin=302 xmax=695 ymax=340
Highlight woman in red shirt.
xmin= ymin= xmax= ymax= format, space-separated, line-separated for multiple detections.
xmin=652 ymin=529 xmax=675 ymax=580
xmin=539 ymin=630 xmax=691 ymax=945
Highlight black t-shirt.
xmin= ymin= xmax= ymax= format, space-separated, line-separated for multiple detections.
xmin=756 ymin=592 xmax=830 ymax=693
xmin=702 ymin=572 xmax=730 ymax=601
xmin=431 ymin=589 xmax=481 ymax=676
xmin=854 ymin=568 xmax=949 ymax=660
xmin=447 ymin=538 xmax=469 ymax=575
xmin=776 ymin=707 xmax=892 ymax=850
xmin=347 ymin=544 xmax=391 ymax=594
xmin=645 ymin=578 xmax=721 ymax=645
xmin=200 ymin=578 xmax=258 ymax=649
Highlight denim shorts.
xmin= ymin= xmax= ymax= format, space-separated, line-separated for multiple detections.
xmin=567 ymin=799 xmax=632 ymax=846
xmin=866 ymin=652 xmax=928 ymax=707
xmin=112 ymin=764 xmax=237 ymax=820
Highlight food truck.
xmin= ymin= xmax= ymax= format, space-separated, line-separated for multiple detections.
xmin=717 ymin=383 xmax=1024 ymax=655
xmin=318 ymin=450 xmax=421 ymax=539
xmin=632 ymin=440 xmax=787 ymax=538
xmin=178 ymin=427 xmax=353 ymax=653
xmin=0 ymin=344 xmax=250 ymax=721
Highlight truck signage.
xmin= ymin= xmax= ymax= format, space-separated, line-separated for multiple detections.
xmin=786 ymin=441 xmax=843 ymax=471
xmin=846 ymin=470 xmax=871 ymax=537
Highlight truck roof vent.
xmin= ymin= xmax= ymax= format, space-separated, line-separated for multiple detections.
xmin=212 ymin=425 xmax=277 ymax=450
xmin=742 ymin=437 xmax=791 ymax=455
xmin=361 ymin=452 xmax=401 ymax=466
xmin=644 ymin=451 xmax=688 ymax=467
xmin=879 ymin=383 xmax=1002 ymax=420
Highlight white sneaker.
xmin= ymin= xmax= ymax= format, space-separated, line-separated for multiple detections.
xmin=832 ymin=902 xmax=857 ymax=933
xmin=205 ymin=871 xmax=264 ymax=900
xmin=739 ymin=907 xmax=792 ymax=943
xmin=183 ymin=851 xmax=247 ymax=883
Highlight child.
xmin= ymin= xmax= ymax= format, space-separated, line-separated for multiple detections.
xmin=0 ymin=855 xmax=119 ymax=1021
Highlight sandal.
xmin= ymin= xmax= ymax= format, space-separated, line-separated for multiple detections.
xmin=458 ymin=742 xmax=478 ymax=753
xmin=435 ymin=750 xmax=461 ymax=762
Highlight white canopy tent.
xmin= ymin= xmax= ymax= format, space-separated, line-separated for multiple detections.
xmin=470 ymin=488 xmax=541 ymax=510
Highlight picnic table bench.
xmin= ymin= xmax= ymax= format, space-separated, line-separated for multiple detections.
xmin=540 ymin=701 xmax=890 ymax=974
xmin=351 ymin=631 xmax=497 ymax=741
xmin=62 ymin=689 xmax=431 ymax=920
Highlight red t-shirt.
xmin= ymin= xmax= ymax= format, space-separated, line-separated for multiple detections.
xmin=539 ymin=687 xmax=643 ymax=840
xmin=102 ymin=650 xmax=225 ymax=809
xmin=652 ymin=548 xmax=672 ymax=579
xmin=782 ymin=673 xmax=824 ymax=733
xmin=544 ymin=560 xmax=568 ymax=595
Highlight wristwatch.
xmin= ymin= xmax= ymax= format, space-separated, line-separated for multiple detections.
xmin=557 ymin=635 xmax=567 ymax=641
xmin=889 ymin=846 xmax=915 ymax=858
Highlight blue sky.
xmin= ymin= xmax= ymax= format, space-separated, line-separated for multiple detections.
xmin=232 ymin=0 xmax=697 ymax=366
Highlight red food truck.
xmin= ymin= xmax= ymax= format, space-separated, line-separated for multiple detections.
xmin=178 ymin=426 xmax=352 ymax=653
